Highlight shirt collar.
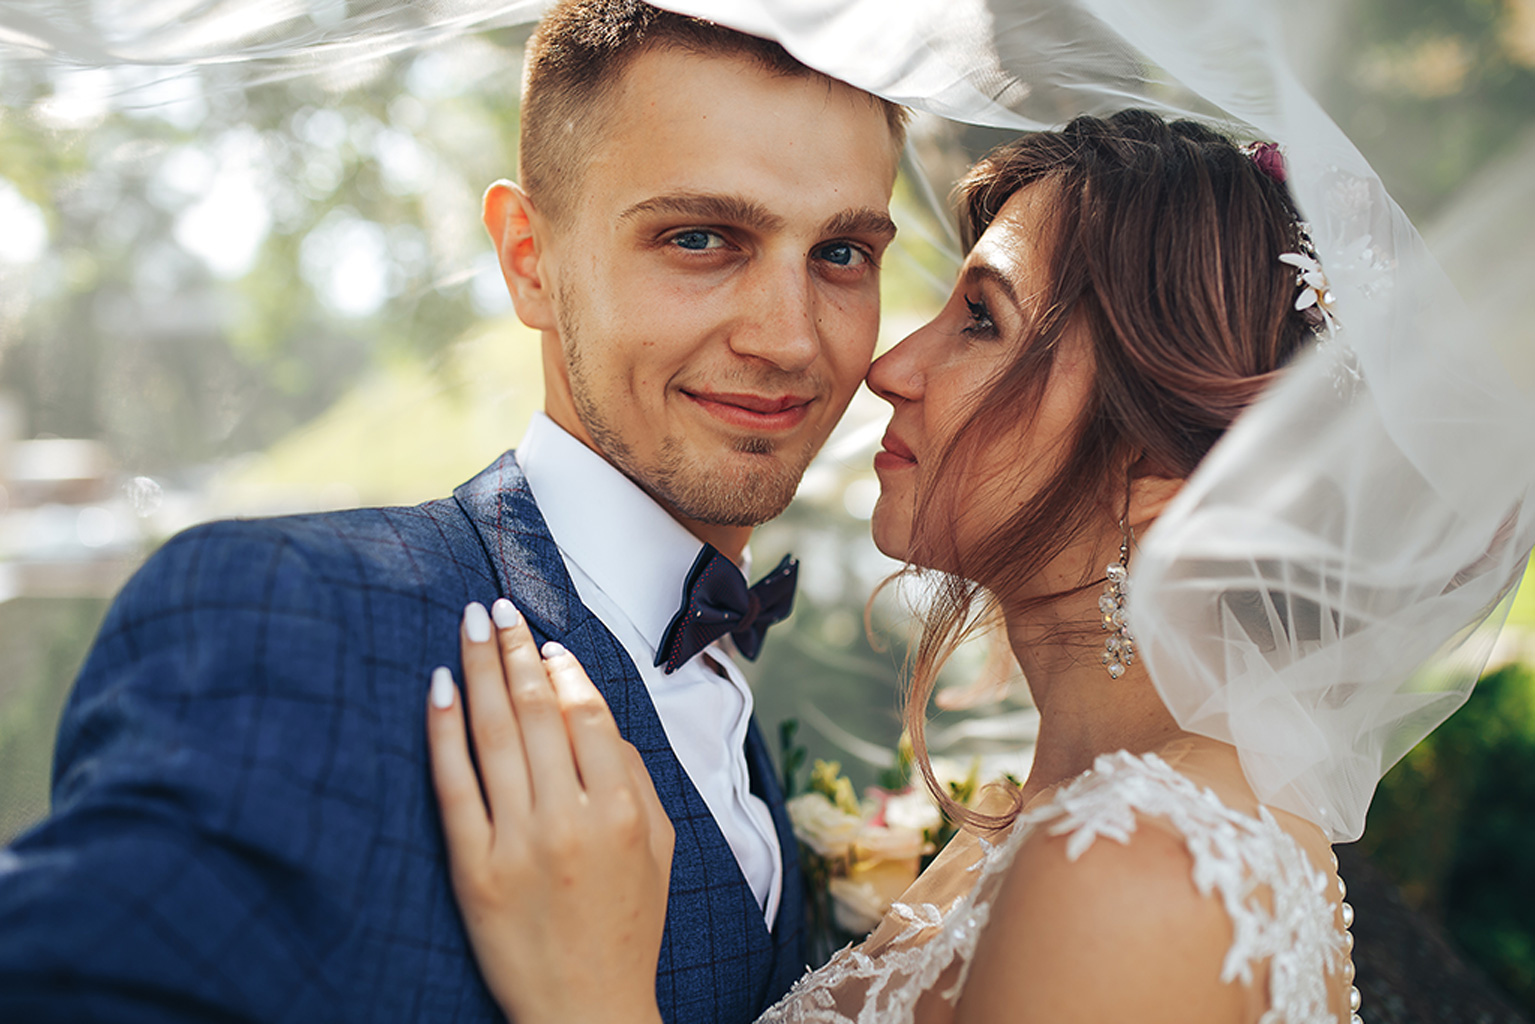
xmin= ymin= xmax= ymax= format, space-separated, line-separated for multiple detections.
xmin=515 ymin=412 xmax=747 ymax=653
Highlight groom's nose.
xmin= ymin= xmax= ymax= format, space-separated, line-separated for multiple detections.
xmin=727 ymin=261 xmax=821 ymax=373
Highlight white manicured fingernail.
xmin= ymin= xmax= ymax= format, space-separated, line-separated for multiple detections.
xmin=541 ymin=641 xmax=568 ymax=660
xmin=430 ymin=666 xmax=455 ymax=709
xmin=491 ymin=598 xmax=519 ymax=630
xmin=463 ymin=602 xmax=491 ymax=643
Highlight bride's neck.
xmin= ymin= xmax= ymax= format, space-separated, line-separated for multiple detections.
xmin=1002 ymin=591 xmax=1188 ymax=802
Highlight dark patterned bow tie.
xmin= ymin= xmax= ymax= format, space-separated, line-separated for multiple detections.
xmin=655 ymin=545 xmax=798 ymax=674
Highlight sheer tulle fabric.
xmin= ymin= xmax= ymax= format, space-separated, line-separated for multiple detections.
xmin=4 ymin=0 xmax=1531 ymax=844
xmin=0 ymin=2 xmax=549 ymax=76
xmin=658 ymin=0 xmax=1535 ymax=842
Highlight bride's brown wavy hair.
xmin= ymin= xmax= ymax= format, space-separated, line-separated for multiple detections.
xmin=899 ymin=110 xmax=1316 ymax=832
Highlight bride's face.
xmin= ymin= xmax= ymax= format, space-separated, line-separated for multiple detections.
xmin=866 ymin=185 xmax=1096 ymax=574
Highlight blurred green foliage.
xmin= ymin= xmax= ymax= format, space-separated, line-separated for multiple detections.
xmin=1322 ymin=3 xmax=1535 ymax=1005
xmin=0 ymin=598 xmax=109 ymax=843
xmin=0 ymin=33 xmax=528 ymax=476
xmin=1329 ymin=0 xmax=1535 ymax=220
xmin=0 ymin=0 xmax=1533 ymax=1009
xmin=1359 ymin=661 xmax=1535 ymax=1010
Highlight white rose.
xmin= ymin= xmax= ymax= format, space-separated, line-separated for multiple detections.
xmin=827 ymin=877 xmax=885 ymax=935
xmin=855 ymin=824 xmax=928 ymax=862
xmin=828 ymin=856 xmax=921 ymax=935
xmin=882 ymin=789 xmax=942 ymax=833
xmin=788 ymin=792 xmax=865 ymax=859
xmin=930 ymin=757 xmax=970 ymax=794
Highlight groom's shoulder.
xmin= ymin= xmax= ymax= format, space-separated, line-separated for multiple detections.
xmin=67 ymin=498 xmax=492 ymax=742
xmin=187 ymin=493 xmax=481 ymax=573
xmin=116 ymin=494 xmax=495 ymax=627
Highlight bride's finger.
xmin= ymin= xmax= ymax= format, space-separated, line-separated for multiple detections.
xmin=541 ymin=644 xmax=628 ymax=791
xmin=623 ymin=743 xmax=675 ymax=870
xmin=461 ymin=601 xmax=531 ymax=821
xmin=426 ymin=667 xmax=492 ymax=859
xmin=493 ymin=608 xmax=580 ymax=808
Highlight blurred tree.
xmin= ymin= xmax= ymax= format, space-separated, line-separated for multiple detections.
xmin=1316 ymin=6 xmax=1535 ymax=1008
xmin=1359 ymin=663 xmax=1535 ymax=1012
xmin=0 ymin=29 xmax=529 ymax=477
xmin=1326 ymin=0 xmax=1535 ymax=219
xmin=0 ymin=5 xmax=1531 ymax=1015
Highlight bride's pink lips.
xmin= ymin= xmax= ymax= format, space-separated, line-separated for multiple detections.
xmin=873 ymin=430 xmax=917 ymax=471
xmin=685 ymin=390 xmax=813 ymax=432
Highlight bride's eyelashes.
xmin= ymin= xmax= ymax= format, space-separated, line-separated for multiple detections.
xmin=962 ymin=295 xmax=997 ymax=338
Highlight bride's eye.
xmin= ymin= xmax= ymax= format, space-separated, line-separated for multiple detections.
xmin=962 ymin=295 xmax=996 ymax=337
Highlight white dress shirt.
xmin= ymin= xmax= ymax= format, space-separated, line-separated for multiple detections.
xmin=515 ymin=412 xmax=783 ymax=924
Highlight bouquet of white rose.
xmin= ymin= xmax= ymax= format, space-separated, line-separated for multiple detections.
xmin=780 ymin=722 xmax=1014 ymax=964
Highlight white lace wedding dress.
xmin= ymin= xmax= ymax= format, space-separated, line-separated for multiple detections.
xmin=761 ymin=749 xmax=1350 ymax=1024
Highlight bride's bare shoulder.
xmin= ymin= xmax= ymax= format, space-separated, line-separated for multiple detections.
xmin=1155 ymin=736 xmax=1337 ymax=872
xmin=954 ymin=792 xmax=1262 ymax=1024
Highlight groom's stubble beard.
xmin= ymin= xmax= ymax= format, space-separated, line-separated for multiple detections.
xmin=557 ymin=288 xmax=820 ymax=527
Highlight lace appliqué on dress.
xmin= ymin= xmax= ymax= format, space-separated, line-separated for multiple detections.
xmin=1042 ymin=752 xmax=1346 ymax=1024
xmin=758 ymin=823 xmax=1014 ymax=1024
xmin=759 ymin=750 xmax=1345 ymax=1024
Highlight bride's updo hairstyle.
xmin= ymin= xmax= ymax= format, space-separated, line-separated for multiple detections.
xmin=903 ymin=109 xmax=1318 ymax=830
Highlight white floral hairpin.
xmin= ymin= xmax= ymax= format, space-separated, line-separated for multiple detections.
xmin=1279 ymin=229 xmax=1338 ymax=337
xmin=1245 ymin=143 xmax=1342 ymax=338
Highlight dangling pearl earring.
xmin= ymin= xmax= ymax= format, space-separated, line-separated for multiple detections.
xmin=1099 ymin=521 xmax=1135 ymax=679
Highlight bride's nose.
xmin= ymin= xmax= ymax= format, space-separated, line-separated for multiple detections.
xmin=866 ymin=324 xmax=928 ymax=404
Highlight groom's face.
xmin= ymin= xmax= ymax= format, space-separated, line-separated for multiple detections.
xmin=507 ymin=48 xmax=899 ymax=529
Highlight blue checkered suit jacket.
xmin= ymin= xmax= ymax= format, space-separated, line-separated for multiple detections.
xmin=0 ymin=452 xmax=806 ymax=1023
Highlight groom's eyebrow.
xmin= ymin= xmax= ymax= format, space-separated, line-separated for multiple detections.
xmin=617 ymin=192 xmax=896 ymax=243
xmin=619 ymin=192 xmax=784 ymax=231
xmin=823 ymin=207 xmax=898 ymax=242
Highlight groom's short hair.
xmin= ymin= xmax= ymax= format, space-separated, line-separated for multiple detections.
xmin=520 ymin=0 xmax=908 ymax=226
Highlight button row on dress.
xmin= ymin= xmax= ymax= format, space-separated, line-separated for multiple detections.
xmin=1331 ymin=849 xmax=1362 ymax=1024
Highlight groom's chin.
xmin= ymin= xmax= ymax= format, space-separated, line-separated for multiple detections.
xmin=659 ymin=451 xmax=807 ymax=527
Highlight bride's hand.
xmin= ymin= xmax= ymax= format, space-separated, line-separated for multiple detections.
xmin=426 ymin=599 xmax=673 ymax=1024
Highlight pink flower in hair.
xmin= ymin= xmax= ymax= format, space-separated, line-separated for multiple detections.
xmin=1249 ymin=141 xmax=1287 ymax=184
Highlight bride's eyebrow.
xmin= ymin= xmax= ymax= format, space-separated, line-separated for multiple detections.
xmin=963 ymin=263 xmax=1020 ymax=307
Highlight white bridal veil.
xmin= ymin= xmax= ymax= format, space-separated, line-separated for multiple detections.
xmin=666 ymin=0 xmax=1535 ymax=843
xmin=4 ymin=0 xmax=1533 ymax=842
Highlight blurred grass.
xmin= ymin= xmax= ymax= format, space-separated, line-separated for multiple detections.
xmin=211 ymin=316 xmax=546 ymax=511
xmin=0 ymin=597 xmax=110 ymax=844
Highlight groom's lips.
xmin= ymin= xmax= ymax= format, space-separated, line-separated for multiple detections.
xmin=874 ymin=430 xmax=917 ymax=471
xmin=685 ymin=390 xmax=813 ymax=432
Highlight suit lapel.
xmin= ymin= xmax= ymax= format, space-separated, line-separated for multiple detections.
xmin=453 ymin=452 xmax=672 ymax=757
xmin=452 ymin=451 xmax=582 ymax=639
xmin=745 ymin=718 xmax=808 ymax=989
xmin=453 ymin=453 xmax=779 ymax=1006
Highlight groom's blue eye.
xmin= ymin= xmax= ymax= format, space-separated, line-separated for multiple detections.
xmin=815 ymin=242 xmax=868 ymax=267
xmin=671 ymin=230 xmax=724 ymax=251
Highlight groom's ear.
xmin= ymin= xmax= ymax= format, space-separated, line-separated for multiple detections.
xmin=483 ymin=180 xmax=557 ymax=332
